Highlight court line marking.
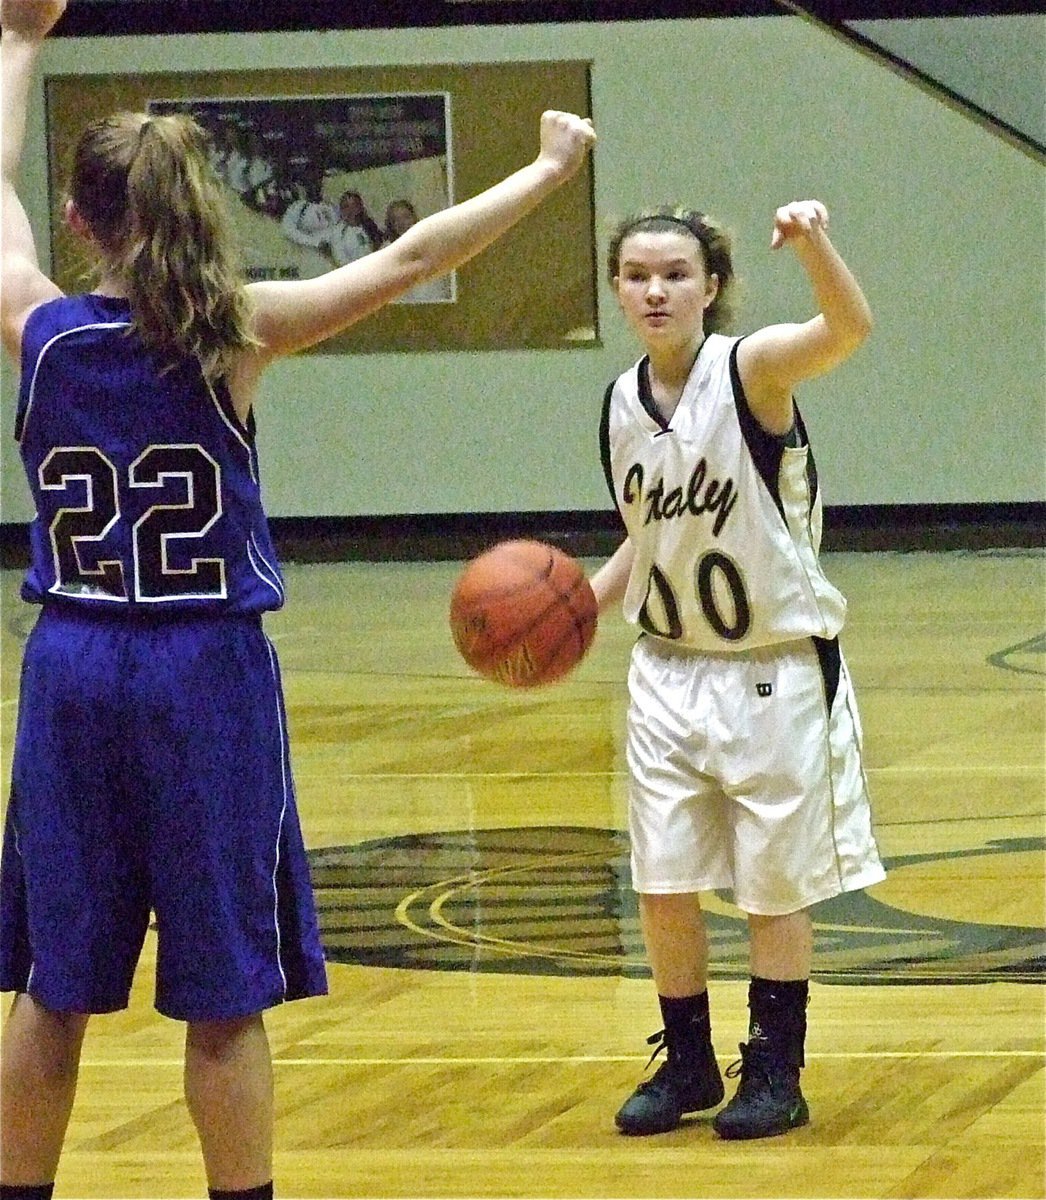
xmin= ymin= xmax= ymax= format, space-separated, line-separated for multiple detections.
xmin=76 ymin=1050 xmax=1044 ymax=1068
xmin=304 ymin=766 xmax=1042 ymax=780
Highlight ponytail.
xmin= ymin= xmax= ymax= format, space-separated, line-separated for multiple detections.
xmin=71 ymin=112 xmax=259 ymax=382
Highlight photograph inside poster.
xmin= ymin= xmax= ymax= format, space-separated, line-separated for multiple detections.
xmin=148 ymin=91 xmax=455 ymax=303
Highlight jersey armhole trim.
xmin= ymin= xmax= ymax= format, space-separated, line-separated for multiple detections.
xmin=15 ymin=320 xmax=132 ymax=444
xmin=599 ymin=379 xmax=620 ymax=513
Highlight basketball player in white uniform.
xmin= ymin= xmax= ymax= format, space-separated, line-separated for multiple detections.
xmin=591 ymin=202 xmax=885 ymax=1141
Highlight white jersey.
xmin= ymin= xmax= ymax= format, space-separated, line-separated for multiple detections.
xmin=600 ymin=333 xmax=847 ymax=652
xmin=327 ymin=221 xmax=375 ymax=265
xmin=280 ymin=198 xmax=337 ymax=249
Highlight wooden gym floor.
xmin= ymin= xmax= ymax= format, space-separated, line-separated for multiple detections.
xmin=0 ymin=547 xmax=1043 ymax=1199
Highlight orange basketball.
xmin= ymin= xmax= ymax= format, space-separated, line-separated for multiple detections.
xmin=449 ymin=539 xmax=598 ymax=688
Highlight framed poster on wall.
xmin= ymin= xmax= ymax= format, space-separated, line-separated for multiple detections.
xmin=45 ymin=61 xmax=598 ymax=353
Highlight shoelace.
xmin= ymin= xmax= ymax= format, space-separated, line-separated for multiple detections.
xmin=724 ymin=1036 xmax=786 ymax=1099
xmin=643 ymin=1028 xmax=669 ymax=1071
xmin=724 ymin=1041 xmax=771 ymax=1089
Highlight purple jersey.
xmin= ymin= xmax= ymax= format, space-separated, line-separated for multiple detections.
xmin=16 ymin=293 xmax=284 ymax=615
xmin=3 ymin=293 xmax=327 ymax=1019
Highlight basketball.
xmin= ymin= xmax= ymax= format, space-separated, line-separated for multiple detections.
xmin=449 ymin=539 xmax=598 ymax=688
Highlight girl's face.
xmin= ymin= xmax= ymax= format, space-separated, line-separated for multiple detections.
xmin=387 ymin=202 xmax=416 ymax=236
xmin=613 ymin=229 xmax=718 ymax=350
xmin=339 ymin=192 xmax=365 ymax=222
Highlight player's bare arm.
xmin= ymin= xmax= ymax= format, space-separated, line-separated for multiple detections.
xmin=0 ymin=0 xmax=67 ymax=360
xmin=737 ymin=201 xmax=872 ymax=436
xmin=245 ymin=110 xmax=596 ymax=365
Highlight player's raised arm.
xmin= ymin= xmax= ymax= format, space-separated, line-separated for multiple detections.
xmin=736 ymin=200 xmax=872 ymax=435
xmin=246 ymin=110 xmax=596 ymax=362
xmin=0 ymin=0 xmax=67 ymax=360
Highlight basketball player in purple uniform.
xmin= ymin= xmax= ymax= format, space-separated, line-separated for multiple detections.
xmin=591 ymin=203 xmax=885 ymax=1140
xmin=0 ymin=5 xmax=595 ymax=1197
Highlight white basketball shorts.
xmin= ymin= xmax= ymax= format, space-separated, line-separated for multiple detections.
xmin=626 ymin=633 xmax=886 ymax=915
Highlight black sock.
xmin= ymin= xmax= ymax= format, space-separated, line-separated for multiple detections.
xmin=0 ymin=1186 xmax=56 ymax=1200
xmin=208 ymin=1185 xmax=274 ymax=1200
xmin=748 ymin=977 xmax=808 ymax=1065
xmin=658 ymin=990 xmax=712 ymax=1054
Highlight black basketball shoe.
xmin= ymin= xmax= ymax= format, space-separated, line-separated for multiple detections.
xmin=712 ymin=1040 xmax=810 ymax=1140
xmin=615 ymin=1029 xmax=725 ymax=1135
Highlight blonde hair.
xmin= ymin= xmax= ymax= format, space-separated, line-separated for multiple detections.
xmin=70 ymin=111 xmax=258 ymax=382
xmin=606 ymin=207 xmax=738 ymax=333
